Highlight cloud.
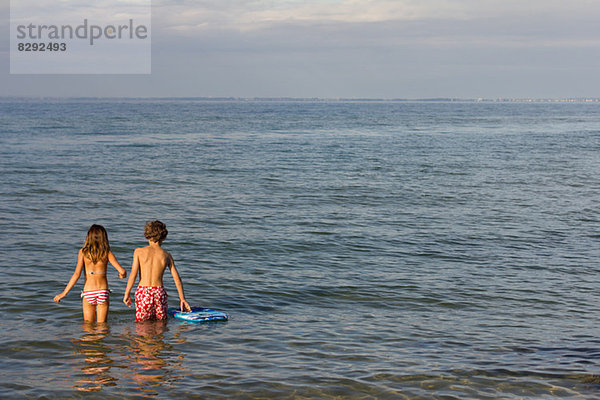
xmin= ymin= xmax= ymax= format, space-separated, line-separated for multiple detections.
xmin=153 ymin=0 xmax=600 ymax=31
xmin=153 ymin=0 xmax=469 ymax=33
xmin=149 ymin=0 xmax=600 ymax=51
xmin=10 ymin=0 xmax=151 ymax=24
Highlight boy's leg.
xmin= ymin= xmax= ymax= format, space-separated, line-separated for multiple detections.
xmin=135 ymin=287 xmax=153 ymax=321
xmin=155 ymin=287 xmax=168 ymax=320
xmin=82 ymin=299 xmax=96 ymax=322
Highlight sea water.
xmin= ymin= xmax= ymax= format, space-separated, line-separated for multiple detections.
xmin=1 ymin=99 xmax=599 ymax=399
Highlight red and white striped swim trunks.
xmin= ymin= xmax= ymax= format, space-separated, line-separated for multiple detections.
xmin=81 ymin=289 xmax=110 ymax=305
xmin=135 ymin=286 xmax=168 ymax=321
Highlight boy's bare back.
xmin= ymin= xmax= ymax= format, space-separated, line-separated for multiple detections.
xmin=134 ymin=243 xmax=174 ymax=287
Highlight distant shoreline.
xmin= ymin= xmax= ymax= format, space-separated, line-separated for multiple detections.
xmin=1 ymin=96 xmax=599 ymax=103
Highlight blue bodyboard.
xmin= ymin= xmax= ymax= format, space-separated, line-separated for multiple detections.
xmin=168 ymin=307 xmax=229 ymax=323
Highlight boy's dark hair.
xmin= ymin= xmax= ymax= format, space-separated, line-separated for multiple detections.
xmin=144 ymin=220 xmax=168 ymax=243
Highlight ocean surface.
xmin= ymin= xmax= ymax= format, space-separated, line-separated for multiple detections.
xmin=1 ymin=99 xmax=600 ymax=399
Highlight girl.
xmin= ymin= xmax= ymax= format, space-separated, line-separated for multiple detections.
xmin=54 ymin=224 xmax=127 ymax=323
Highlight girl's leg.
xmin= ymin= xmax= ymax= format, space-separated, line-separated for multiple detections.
xmin=82 ymin=299 xmax=96 ymax=322
xmin=96 ymin=299 xmax=109 ymax=323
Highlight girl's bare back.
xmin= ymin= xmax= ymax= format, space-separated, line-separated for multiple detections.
xmin=83 ymin=254 xmax=109 ymax=291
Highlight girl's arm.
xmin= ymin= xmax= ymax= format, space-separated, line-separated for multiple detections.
xmin=168 ymin=253 xmax=191 ymax=312
xmin=108 ymin=251 xmax=127 ymax=279
xmin=123 ymin=249 xmax=140 ymax=307
xmin=53 ymin=249 xmax=84 ymax=303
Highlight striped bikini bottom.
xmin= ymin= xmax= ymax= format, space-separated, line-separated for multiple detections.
xmin=81 ymin=289 xmax=110 ymax=305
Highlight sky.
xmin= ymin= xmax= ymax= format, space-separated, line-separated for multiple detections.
xmin=1 ymin=0 xmax=600 ymax=98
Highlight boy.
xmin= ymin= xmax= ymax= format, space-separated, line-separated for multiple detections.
xmin=123 ymin=220 xmax=191 ymax=320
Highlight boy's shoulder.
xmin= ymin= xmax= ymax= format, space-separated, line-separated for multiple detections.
xmin=133 ymin=245 xmax=151 ymax=256
xmin=159 ymin=247 xmax=172 ymax=257
xmin=134 ymin=245 xmax=170 ymax=256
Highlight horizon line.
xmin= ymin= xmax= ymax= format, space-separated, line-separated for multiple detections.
xmin=1 ymin=96 xmax=599 ymax=103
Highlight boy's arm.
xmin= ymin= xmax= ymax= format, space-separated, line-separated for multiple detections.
xmin=168 ymin=254 xmax=191 ymax=312
xmin=123 ymin=249 xmax=140 ymax=307
xmin=108 ymin=251 xmax=127 ymax=279
xmin=53 ymin=249 xmax=84 ymax=303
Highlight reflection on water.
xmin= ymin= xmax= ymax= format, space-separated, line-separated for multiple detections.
xmin=70 ymin=321 xmax=186 ymax=396
xmin=71 ymin=323 xmax=117 ymax=392
xmin=123 ymin=320 xmax=179 ymax=395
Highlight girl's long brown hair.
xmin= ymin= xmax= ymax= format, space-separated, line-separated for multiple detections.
xmin=82 ymin=224 xmax=110 ymax=263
